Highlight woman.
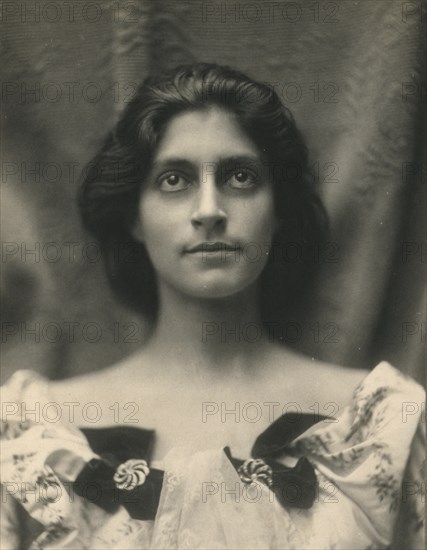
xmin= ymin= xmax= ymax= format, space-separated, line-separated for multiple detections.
xmin=1 ymin=63 xmax=424 ymax=549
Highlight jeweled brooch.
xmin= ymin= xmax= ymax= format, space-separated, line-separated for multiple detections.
xmin=113 ymin=459 xmax=150 ymax=490
xmin=237 ymin=458 xmax=273 ymax=487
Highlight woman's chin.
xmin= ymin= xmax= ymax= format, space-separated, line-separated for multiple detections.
xmin=177 ymin=272 xmax=261 ymax=301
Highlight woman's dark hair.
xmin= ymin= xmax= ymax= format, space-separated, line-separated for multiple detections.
xmin=79 ymin=62 xmax=328 ymax=322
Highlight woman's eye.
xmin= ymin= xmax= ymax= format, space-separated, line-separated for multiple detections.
xmin=158 ymin=173 xmax=190 ymax=192
xmin=227 ymin=169 xmax=258 ymax=189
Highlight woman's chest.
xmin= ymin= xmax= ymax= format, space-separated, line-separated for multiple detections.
xmin=52 ymin=364 xmax=352 ymax=461
xmin=78 ymin=381 xmax=330 ymax=461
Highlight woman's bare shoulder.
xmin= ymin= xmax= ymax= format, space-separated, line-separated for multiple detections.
xmin=51 ymin=349 xmax=150 ymax=404
xmin=266 ymin=344 xmax=369 ymax=408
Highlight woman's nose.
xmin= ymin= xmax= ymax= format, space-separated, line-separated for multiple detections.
xmin=191 ymin=179 xmax=227 ymax=231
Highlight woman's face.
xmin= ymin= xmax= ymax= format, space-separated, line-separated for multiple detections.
xmin=133 ymin=106 xmax=277 ymax=300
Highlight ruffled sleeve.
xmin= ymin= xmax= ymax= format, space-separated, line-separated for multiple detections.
xmin=288 ymin=361 xmax=425 ymax=549
xmin=0 ymin=370 xmax=94 ymax=548
xmin=0 ymin=370 xmax=153 ymax=549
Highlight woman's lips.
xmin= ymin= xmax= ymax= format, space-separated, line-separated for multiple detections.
xmin=185 ymin=242 xmax=240 ymax=253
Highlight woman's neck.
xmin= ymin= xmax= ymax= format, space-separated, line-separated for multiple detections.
xmin=143 ymin=281 xmax=270 ymax=377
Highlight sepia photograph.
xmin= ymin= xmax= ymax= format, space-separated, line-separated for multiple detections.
xmin=1 ymin=1 xmax=426 ymax=548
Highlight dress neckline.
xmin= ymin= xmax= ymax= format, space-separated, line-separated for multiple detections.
xmin=77 ymin=411 xmax=326 ymax=520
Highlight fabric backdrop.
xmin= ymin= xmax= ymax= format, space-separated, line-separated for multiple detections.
xmin=1 ymin=0 xmax=426 ymax=383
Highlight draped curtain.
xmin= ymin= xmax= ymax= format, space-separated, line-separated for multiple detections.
xmin=1 ymin=0 xmax=425 ymax=382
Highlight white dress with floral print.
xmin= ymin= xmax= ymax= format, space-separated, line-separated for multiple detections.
xmin=0 ymin=362 xmax=425 ymax=549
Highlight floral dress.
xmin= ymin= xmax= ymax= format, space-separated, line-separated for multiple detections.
xmin=1 ymin=362 xmax=425 ymax=549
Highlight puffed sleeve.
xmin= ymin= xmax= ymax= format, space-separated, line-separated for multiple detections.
xmin=0 ymin=370 xmax=100 ymax=548
xmin=289 ymin=361 xmax=425 ymax=549
xmin=0 ymin=370 xmax=154 ymax=550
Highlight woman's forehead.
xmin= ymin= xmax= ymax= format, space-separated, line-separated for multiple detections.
xmin=152 ymin=106 xmax=261 ymax=166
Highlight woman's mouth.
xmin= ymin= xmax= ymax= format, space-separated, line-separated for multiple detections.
xmin=185 ymin=242 xmax=240 ymax=254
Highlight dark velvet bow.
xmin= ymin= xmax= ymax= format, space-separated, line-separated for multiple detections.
xmin=74 ymin=456 xmax=163 ymax=520
xmin=74 ymin=414 xmax=325 ymax=520
xmin=75 ymin=426 xmax=163 ymax=520
xmin=224 ymin=412 xmax=327 ymax=509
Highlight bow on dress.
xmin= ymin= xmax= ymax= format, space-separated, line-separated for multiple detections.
xmin=1 ymin=411 xmax=322 ymax=523
xmin=72 ymin=413 xmax=323 ymax=519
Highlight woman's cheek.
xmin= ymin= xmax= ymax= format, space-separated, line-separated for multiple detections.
xmin=241 ymin=198 xmax=276 ymax=245
xmin=138 ymin=197 xmax=172 ymax=240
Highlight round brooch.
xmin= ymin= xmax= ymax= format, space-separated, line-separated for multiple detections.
xmin=113 ymin=459 xmax=150 ymax=490
xmin=237 ymin=458 xmax=273 ymax=487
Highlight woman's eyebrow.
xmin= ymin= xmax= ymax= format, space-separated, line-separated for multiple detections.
xmin=219 ymin=155 xmax=262 ymax=169
xmin=150 ymin=158 xmax=194 ymax=171
xmin=151 ymin=154 xmax=261 ymax=172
